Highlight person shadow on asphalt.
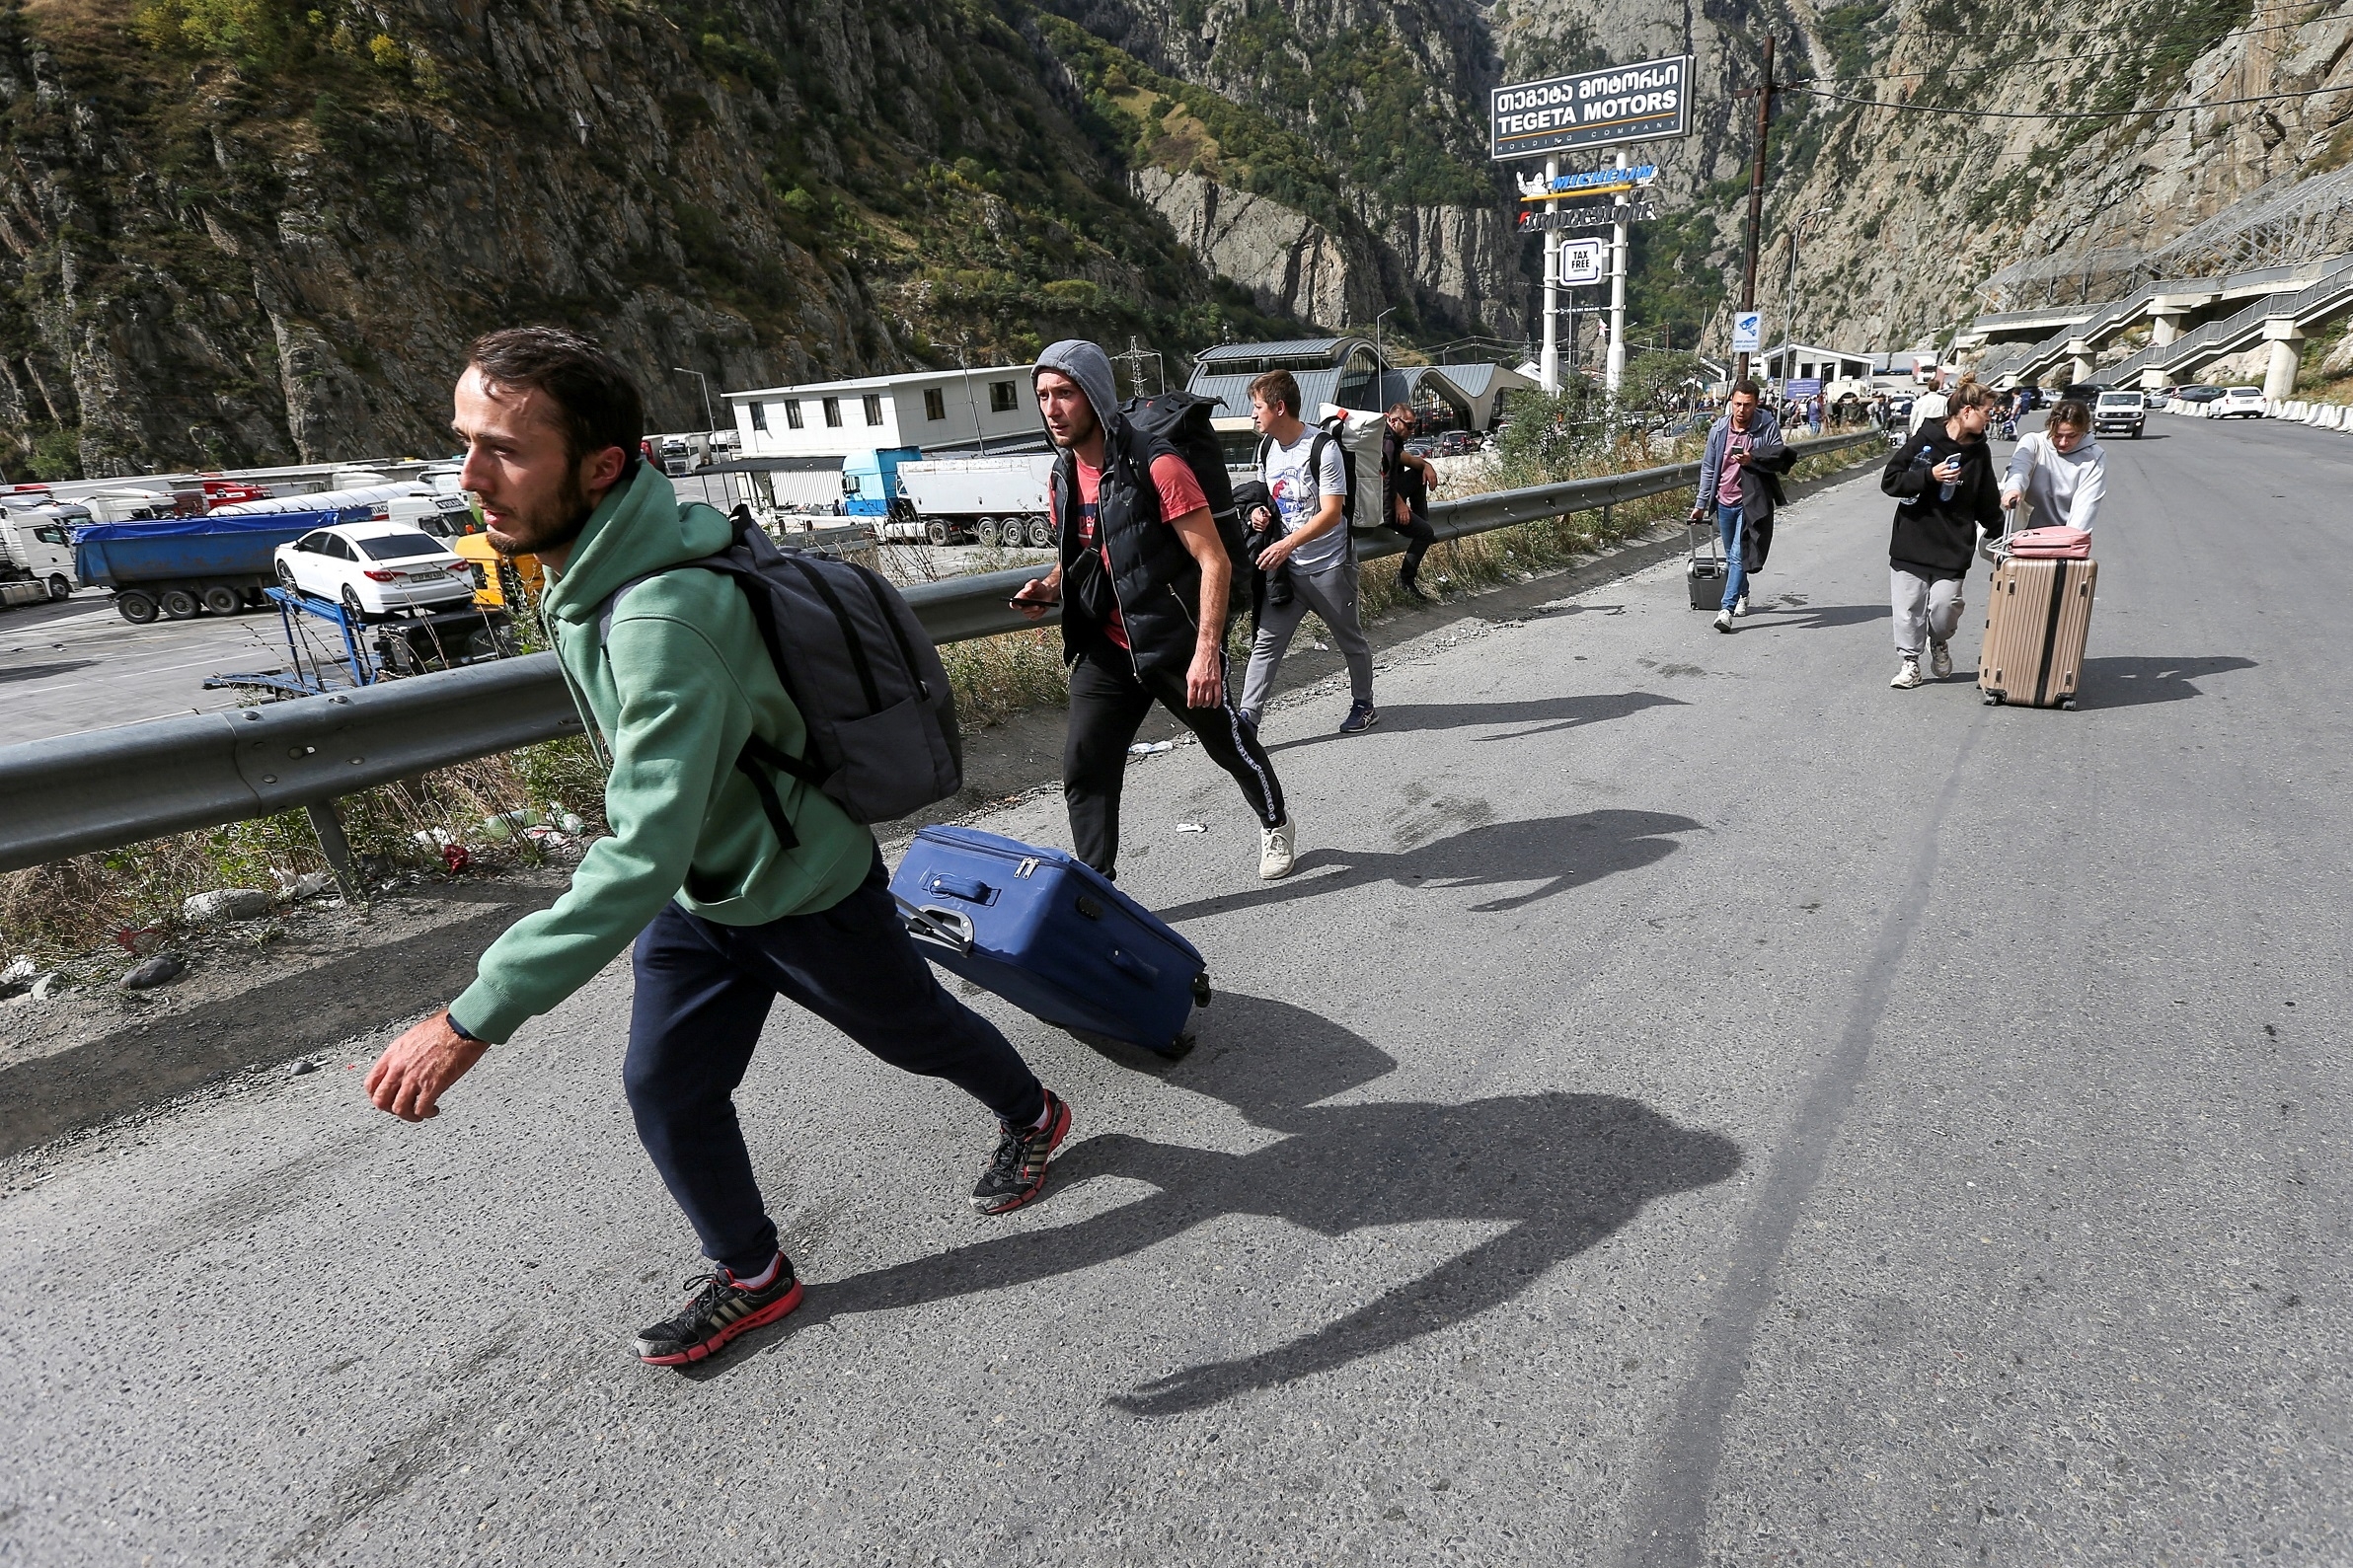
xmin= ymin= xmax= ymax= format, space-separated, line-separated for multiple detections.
xmin=783 ymin=991 xmax=1743 ymax=1416
xmin=1151 ymin=806 xmax=1705 ymax=920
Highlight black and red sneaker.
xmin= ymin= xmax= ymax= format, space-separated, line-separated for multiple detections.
xmin=970 ymin=1090 xmax=1072 ymax=1215
xmin=633 ymin=1256 xmax=803 ymax=1366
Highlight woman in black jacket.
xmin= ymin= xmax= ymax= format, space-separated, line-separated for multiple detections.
xmin=1879 ymin=377 xmax=2005 ymax=688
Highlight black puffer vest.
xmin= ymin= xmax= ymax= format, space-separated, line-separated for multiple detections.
xmin=1051 ymin=419 xmax=1208 ymax=681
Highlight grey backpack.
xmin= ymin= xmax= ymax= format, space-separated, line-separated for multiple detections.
xmin=599 ymin=513 xmax=960 ymax=842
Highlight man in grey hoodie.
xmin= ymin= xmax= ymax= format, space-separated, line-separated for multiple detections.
xmin=1012 ymin=339 xmax=1294 ymax=880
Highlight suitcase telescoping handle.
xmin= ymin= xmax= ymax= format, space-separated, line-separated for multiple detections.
xmin=893 ymin=893 xmax=975 ymax=955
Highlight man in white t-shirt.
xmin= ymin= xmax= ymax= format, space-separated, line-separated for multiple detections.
xmin=1237 ymin=370 xmax=1378 ymax=735
xmin=1908 ymin=370 xmax=1949 ymax=436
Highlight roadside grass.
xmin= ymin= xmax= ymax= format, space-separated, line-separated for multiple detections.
xmin=0 ymin=434 xmax=1881 ymax=967
xmin=0 ymin=738 xmax=609 ymax=964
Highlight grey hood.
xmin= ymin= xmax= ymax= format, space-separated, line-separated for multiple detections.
xmin=1032 ymin=338 xmax=1124 ymax=440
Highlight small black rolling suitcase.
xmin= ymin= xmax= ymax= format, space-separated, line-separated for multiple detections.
xmin=1686 ymin=519 xmax=1726 ymax=610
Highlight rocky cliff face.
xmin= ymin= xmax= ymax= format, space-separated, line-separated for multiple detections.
xmin=0 ymin=0 xmax=1355 ymax=476
xmin=1132 ymin=167 xmax=1384 ymax=327
xmin=1038 ymin=0 xmax=1530 ymax=339
xmin=1493 ymin=0 xmax=2353 ymax=358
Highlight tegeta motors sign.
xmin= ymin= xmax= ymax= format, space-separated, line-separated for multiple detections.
xmin=1490 ymin=55 xmax=1692 ymax=160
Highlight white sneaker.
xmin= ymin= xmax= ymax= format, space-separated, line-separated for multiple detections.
xmin=1890 ymin=659 xmax=1924 ymax=690
xmin=1930 ymin=640 xmax=1953 ymax=680
xmin=1734 ymin=592 xmax=1750 ymax=617
xmin=1712 ymin=609 xmax=1735 ymax=634
xmin=1258 ymin=820 xmax=1296 ymax=880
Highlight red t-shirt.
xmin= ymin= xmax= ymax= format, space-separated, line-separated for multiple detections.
xmin=1052 ymin=452 xmax=1208 ymax=649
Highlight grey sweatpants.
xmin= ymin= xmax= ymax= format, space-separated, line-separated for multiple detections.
xmin=1241 ymin=559 xmax=1374 ymax=718
xmin=1890 ymin=566 xmax=1965 ymax=659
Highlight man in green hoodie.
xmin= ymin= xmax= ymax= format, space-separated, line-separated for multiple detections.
xmin=363 ymin=329 xmax=1071 ymax=1367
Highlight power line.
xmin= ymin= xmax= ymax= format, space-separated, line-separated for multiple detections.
xmin=1790 ymin=11 xmax=2336 ymax=86
xmin=1791 ymin=79 xmax=2353 ymax=121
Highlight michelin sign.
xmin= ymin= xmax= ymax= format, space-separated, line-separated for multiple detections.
xmin=1490 ymin=55 xmax=1693 ymax=160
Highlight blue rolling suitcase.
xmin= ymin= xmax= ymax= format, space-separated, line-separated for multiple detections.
xmin=889 ymin=826 xmax=1209 ymax=1055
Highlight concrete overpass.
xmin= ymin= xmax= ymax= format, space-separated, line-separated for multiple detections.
xmin=1968 ymin=256 xmax=2352 ymax=387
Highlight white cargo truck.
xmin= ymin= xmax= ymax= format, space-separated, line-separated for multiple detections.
xmin=890 ymin=454 xmax=1057 ymax=547
xmin=0 ymin=505 xmax=82 ymax=608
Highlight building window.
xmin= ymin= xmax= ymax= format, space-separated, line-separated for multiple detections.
xmin=864 ymin=394 xmax=884 ymax=426
xmin=989 ymin=380 xmax=1017 ymax=413
xmin=784 ymin=401 xmax=803 ymax=430
xmin=822 ymin=397 xmax=842 ymax=428
xmin=924 ymin=388 xmax=946 ymax=421
xmin=748 ymin=402 xmax=768 ymax=433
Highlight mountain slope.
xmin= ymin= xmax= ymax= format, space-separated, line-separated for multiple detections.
xmin=0 ymin=0 xmax=1522 ymax=477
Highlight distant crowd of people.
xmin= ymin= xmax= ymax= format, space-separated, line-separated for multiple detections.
xmin=1691 ymin=369 xmax=2107 ymax=690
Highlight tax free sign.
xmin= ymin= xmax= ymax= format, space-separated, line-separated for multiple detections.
xmin=1490 ymin=55 xmax=1693 ymax=160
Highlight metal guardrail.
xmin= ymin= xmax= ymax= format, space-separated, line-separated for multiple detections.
xmin=0 ymin=430 xmax=1880 ymax=874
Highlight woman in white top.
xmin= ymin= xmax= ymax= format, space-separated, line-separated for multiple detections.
xmin=2001 ymin=398 xmax=2105 ymax=530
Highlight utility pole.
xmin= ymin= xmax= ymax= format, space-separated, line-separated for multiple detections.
xmin=953 ymin=340 xmax=986 ymax=457
xmin=1116 ymin=336 xmax=1164 ymax=399
xmin=1539 ymin=155 xmax=1561 ymax=394
xmin=1734 ymin=36 xmax=1776 ymax=386
xmin=671 ymin=366 xmax=718 ymax=441
xmin=1605 ymin=148 xmax=1631 ymax=398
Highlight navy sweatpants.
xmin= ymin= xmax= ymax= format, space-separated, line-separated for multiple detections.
xmin=626 ymin=850 xmax=1046 ymax=1275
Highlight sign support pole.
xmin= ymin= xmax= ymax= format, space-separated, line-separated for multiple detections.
xmin=1606 ymin=149 xmax=1630 ymax=398
xmin=1734 ymin=36 xmax=1775 ymax=385
xmin=1539 ymin=156 xmax=1560 ymax=394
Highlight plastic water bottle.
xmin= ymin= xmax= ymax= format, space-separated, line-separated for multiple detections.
xmin=1939 ymin=464 xmax=1958 ymax=503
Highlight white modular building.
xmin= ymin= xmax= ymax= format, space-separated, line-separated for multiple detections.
xmin=723 ymin=366 xmax=1046 ymax=515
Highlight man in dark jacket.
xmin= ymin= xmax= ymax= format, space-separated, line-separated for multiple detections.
xmin=1382 ymin=403 xmax=1439 ymax=602
xmin=1011 ymin=339 xmax=1292 ymax=880
xmin=1880 ymin=377 xmax=2005 ymax=688
xmin=1689 ymin=380 xmax=1795 ymax=632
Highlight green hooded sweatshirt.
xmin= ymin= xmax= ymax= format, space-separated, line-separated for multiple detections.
xmin=448 ymin=465 xmax=873 ymax=1043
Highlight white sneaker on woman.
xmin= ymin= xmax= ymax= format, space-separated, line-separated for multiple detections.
xmin=1930 ymin=640 xmax=1953 ymax=680
xmin=1890 ymin=659 xmax=1924 ymax=690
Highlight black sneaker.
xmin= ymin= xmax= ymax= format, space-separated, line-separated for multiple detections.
xmin=1338 ymin=699 xmax=1379 ymax=734
xmin=971 ymin=1090 xmax=1072 ymax=1215
xmin=1400 ymin=578 xmax=1432 ymax=603
xmin=634 ymin=1256 xmax=803 ymax=1366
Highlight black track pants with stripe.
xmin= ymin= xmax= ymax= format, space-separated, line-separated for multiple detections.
xmin=1063 ymin=640 xmax=1285 ymax=879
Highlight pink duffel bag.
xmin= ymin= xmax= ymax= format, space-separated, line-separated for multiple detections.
xmin=2007 ymin=525 xmax=2091 ymax=560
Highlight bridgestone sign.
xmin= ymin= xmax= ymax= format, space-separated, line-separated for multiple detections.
xmin=1490 ymin=55 xmax=1693 ymax=160
xmin=1519 ymin=199 xmax=1659 ymax=232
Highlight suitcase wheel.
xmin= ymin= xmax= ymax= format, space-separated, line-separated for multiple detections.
xmin=2060 ymin=698 xmax=2076 ymax=710
xmin=1981 ymin=693 xmax=2001 ymax=706
xmin=1191 ymin=972 xmax=1212 ymax=1008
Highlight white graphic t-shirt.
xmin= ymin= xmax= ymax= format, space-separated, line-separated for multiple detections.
xmin=1260 ymin=427 xmax=1351 ymax=573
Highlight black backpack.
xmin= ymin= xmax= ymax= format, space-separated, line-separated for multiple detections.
xmin=597 ymin=511 xmax=961 ymax=843
xmin=1122 ymin=390 xmax=1252 ymax=579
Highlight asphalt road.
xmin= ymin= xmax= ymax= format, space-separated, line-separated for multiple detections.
xmin=2 ymin=413 xmax=2346 ymax=1565
xmin=0 ymin=594 xmax=283 ymax=746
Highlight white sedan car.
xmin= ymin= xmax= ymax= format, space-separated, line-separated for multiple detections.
xmin=273 ymin=523 xmax=475 ymax=620
xmin=2216 ymin=386 xmax=2267 ymax=418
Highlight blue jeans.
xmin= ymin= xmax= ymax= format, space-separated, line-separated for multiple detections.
xmin=626 ymin=850 xmax=1045 ymax=1274
xmin=1714 ymin=503 xmax=1749 ymax=611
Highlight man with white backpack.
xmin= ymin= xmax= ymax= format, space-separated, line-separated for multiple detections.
xmin=1238 ymin=370 xmax=1380 ymax=735
xmin=363 ymin=329 xmax=1071 ymax=1368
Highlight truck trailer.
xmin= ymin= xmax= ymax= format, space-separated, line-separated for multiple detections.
xmin=889 ymin=454 xmax=1057 ymax=546
xmin=74 ymin=509 xmax=353 ymax=623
